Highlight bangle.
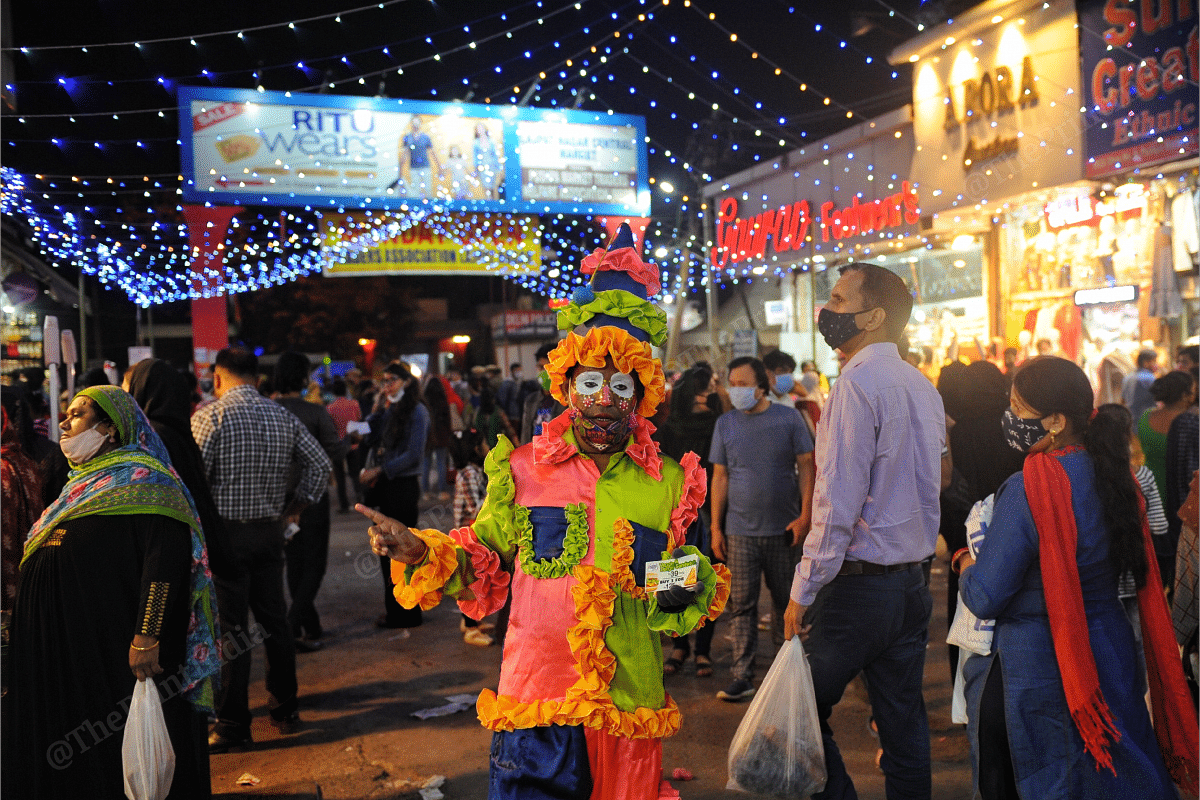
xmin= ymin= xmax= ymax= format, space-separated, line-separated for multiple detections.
xmin=951 ymin=547 xmax=971 ymax=574
xmin=129 ymin=641 xmax=159 ymax=652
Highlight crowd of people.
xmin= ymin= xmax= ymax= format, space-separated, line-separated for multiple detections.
xmin=0 ymin=259 xmax=1197 ymax=798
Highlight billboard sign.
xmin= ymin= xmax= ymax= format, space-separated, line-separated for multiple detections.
xmin=1079 ymin=0 xmax=1198 ymax=178
xmin=322 ymin=212 xmax=541 ymax=276
xmin=179 ymin=86 xmax=650 ymax=215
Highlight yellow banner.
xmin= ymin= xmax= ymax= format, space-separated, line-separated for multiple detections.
xmin=322 ymin=212 xmax=541 ymax=275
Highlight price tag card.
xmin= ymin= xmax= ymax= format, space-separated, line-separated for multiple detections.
xmin=645 ymin=553 xmax=699 ymax=593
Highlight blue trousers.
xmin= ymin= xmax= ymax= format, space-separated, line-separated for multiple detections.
xmin=806 ymin=564 xmax=932 ymax=800
xmin=490 ymin=726 xmax=592 ymax=800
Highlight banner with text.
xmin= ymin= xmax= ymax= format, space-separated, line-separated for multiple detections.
xmin=321 ymin=212 xmax=541 ymax=276
xmin=1078 ymin=0 xmax=1197 ymax=178
xmin=180 ymin=86 xmax=649 ymax=215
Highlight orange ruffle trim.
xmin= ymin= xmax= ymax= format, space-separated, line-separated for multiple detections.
xmin=476 ymin=691 xmax=682 ymax=739
xmin=610 ymin=518 xmax=648 ymax=600
xmin=475 ymin=561 xmax=681 ymax=739
xmin=546 ymin=327 xmax=666 ymax=418
xmin=667 ymin=451 xmax=707 ymax=550
xmin=391 ymin=528 xmax=459 ymax=611
xmin=449 ymin=525 xmax=510 ymax=619
xmin=694 ymin=563 xmax=732 ymax=631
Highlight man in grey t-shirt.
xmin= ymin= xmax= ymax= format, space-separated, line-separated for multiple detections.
xmin=710 ymin=356 xmax=815 ymax=701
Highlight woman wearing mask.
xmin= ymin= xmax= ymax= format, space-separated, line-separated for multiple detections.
xmin=3 ymin=386 xmax=220 ymax=798
xmin=954 ymin=357 xmax=1197 ymax=799
xmin=361 ymin=363 xmax=429 ymax=629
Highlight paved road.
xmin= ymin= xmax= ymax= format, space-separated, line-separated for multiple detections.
xmin=211 ymin=499 xmax=974 ymax=799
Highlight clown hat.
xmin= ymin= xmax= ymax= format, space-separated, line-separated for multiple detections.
xmin=559 ymin=222 xmax=666 ymax=346
xmin=545 ymin=222 xmax=668 ymax=417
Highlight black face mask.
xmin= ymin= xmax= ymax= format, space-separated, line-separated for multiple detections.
xmin=1001 ymin=409 xmax=1047 ymax=453
xmin=817 ymin=307 xmax=871 ymax=351
xmin=705 ymin=393 xmax=723 ymax=413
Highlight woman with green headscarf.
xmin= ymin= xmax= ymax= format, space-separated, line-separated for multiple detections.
xmin=2 ymin=385 xmax=220 ymax=799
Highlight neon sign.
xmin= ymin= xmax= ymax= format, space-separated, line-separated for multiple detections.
xmin=710 ymin=182 xmax=920 ymax=268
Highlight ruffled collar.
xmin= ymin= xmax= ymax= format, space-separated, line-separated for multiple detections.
xmin=533 ymin=410 xmax=663 ymax=479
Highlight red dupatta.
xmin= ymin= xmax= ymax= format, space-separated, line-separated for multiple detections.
xmin=1024 ymin=452 xmax=1198 ymax=793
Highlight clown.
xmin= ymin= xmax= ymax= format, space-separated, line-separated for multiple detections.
xmin=357 ymin=223 xmax=729 ymax=800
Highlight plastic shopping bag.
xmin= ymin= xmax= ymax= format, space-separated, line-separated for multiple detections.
xmin=122 ymin=678 xmax=175 ymax=800
xmin=947 ymin=495 xmax=995 ymax=656
xmin=727 ymin=637 xmax=826 ymax=798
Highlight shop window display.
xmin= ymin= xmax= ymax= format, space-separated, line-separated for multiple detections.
xmin=1001 ymin=172 xmax=1199 ymax=393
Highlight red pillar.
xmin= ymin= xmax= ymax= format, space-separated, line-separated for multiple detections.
xmin=182 ymin=205 xmax=243 ymax=380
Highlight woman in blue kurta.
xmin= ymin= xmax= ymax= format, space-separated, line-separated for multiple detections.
xmin=956 ymin=356 xmax=1196 ymax=800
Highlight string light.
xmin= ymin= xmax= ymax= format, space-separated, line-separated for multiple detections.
xmin=1 ymin=0 xmax=410 ymax=53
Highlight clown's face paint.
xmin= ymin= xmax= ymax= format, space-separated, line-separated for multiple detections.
xmin=572 ymin=371 xmax=636 ymax=415
xmin=568 ymin=360 xmax=639 ymax=454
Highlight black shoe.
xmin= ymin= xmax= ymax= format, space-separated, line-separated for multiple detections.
xmin=294 ymin=637 xmax=323 ymax=653
xmin=208 ymin=729 xmax=252 ymax=753
xmin=717 ymin=678 xmax=756 ymax=702
xmin=271 ymin=712 xmax=303 ymax=735
xmin=376 ymin=614 xmax=406 ymax=629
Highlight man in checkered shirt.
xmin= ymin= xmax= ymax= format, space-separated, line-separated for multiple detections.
xmin=192 ymin=347 xmax=331 ymax=752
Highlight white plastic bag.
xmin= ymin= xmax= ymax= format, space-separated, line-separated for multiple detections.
xmin=947 ymin=494 xmax=995 ymax=655
xmin=122 ymin=678 xmax=175 ymax=800
xmin=727 ymin=637 xmax=826 ymax=798
xmin=947 ymin=594 xmax=994 ymax=656
xmin=950 ymin=647 xmax=971 ymax=724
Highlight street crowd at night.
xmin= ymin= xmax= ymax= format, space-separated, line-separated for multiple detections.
xmin=2 ymin=0 xmax=1200 ymax=799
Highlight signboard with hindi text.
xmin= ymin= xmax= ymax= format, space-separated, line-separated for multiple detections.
xmin=179 ymin=86 xmax=649 ymax=216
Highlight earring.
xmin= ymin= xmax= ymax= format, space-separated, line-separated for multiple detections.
xmin=1049 ymin=429 xmax=1060 ymax=446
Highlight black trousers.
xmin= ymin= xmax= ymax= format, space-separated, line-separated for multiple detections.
xmin=213 ymin=518 xmax=298 ymax=735
xmin=366 ymin=474 xmax=423 ymax=628
xmin=286 ymin=492 xmax=331 ymax=639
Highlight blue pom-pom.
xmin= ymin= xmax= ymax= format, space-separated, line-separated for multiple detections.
xmin=572 ymin=285 xmax=596 ymax=305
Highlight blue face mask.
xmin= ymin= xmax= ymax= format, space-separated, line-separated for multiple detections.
xmin=774 ymin=374 xmax=795 ymax=395
xmin=729 ymin=386 xmax=760 ymax=411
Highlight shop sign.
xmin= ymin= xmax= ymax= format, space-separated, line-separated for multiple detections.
xmin=1074 ymin=284 xmax=1139 ymax=306
xmin=1043 ymin=183 xmax=1146 ymax=229
xmin=908 ymin=3 xmax=1083 ymax=212
xmin=1079 ymin=0 xmax=1198 ymax=178
xmin=942 ymin=56 xmax=1040 ymax=130
xmin=322 ymin=212 xmax=541 ymax=276
xmin=179 ymin=86 xmax=649 ymax=216
xmin=709 ymin=182 xmax=920 ymax=268
xmin=764 ymin=300 xmax=788 ymax=326
xmin=491 ymin=310 xmax=558 ymax=340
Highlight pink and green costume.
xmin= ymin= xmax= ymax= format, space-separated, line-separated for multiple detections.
xmin=388 ymin=223 xmax=730 ymax=800
xmin=392 ymin=410 xmax=726 ymax=800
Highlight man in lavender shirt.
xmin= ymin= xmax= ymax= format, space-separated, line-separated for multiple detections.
xmin=784 ymin=263 xmax=945 ymax=800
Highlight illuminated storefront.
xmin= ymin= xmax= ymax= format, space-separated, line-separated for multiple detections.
xmin=892 ymin=0 xmax=1197 ymax=385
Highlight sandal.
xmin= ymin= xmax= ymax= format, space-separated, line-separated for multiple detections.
xmin=695 ymin=655 xmax=713 ymax=677
xmin=663 ymin=648 xmax=688 ymax=675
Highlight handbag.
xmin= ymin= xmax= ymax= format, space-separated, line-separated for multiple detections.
xmin=122 ymin=678 xmax=175 ymax=800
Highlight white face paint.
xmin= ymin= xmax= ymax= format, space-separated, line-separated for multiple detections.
xmin=572 ymin=370 xmax=637 ymax=414
xmin=574 ymin=371 xmax=606 ymax=398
